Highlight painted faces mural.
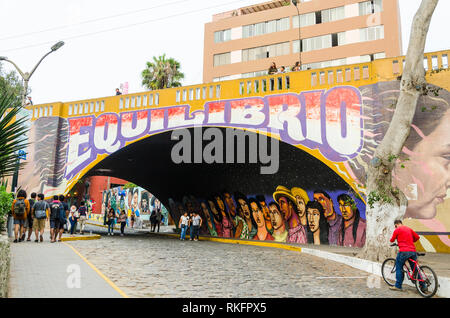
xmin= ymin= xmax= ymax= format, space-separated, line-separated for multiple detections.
xmin=102 ymin=186 xmax=166 ymax=224
xmin=20 ymin=80 xmax=450 ymax=252
xmin=169 ymin=186 xmax=366 ymax=246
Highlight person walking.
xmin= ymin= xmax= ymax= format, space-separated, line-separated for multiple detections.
xmin=78 ymin=201 xmax=88 ymax=234
xmin=118 ymin=210 xmax=127 ymax=236
xmin=31 ymin=194 xmax=49 ymax=242
xmin=191 ymin=212 xmax=202 ymax=241
xmin=57 ymin=195 xmax=69 ymax=242
xmin=178 ymin=212 xmax=190 ymax=241
xmin=25 ymin=192 xmax=36 ymax=241
xmin=188 ymin=212 xmax=195 ymax=241
xmin=107 ymin=208 xmax=116 ymax=236
xmin=150 ymin=208 xmax=157 ymax=232
xmin=155 ymin=207 xmax=162 ymax=233
xmin=389 ymin=220 xmax=426 ymax=292
xmin=130 ymin=210 xmax=136 ymax=228
xmin=68 ymin=205 xmax=79 ymax=236
xmin=49 ymin=195 xmax=63 ymax=243
xmin=11 ymin=190 xmax=31 ymax=243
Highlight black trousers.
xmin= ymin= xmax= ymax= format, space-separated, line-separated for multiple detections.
xmin=151 ymin=222 xmax=160 ymax=232
xmin=120 ymin=222 xmax=126 ymax=234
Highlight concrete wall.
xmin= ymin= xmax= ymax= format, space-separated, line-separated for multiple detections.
xmin=0 ymin=232 xmax=10 ymax=298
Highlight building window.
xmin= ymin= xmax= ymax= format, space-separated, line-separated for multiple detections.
xmin=242 ymin=42 xmax=290 ymax=62
xmin=155 ymin=93 xmax=159 ymax=105
xmin=240 ymin=82 xmax=244 ymax=95
xmin=255 ymin=80 xmax=260 ymax=93
xmin=96 ymin=101 xmax=100 ymax=112
xmin=84 ymin=102 xmax=89 ymax=113
xmin=213 ymin=52 xmax=231 ymax=67
xmin=328 ymin=71 xmax=334 ymax=84
xmin=270 ymin=78 xmax=275 ymax=91
xmin=301 ymin=34 xmax=332 ymax=53
xmin=182 ymin=89 xmax=187 ymax=102
xmin=125 ymin=97 xmax=130 ymax=109
xmin=143 ymin=95 xmax=147 ymax=106
xmin=189 ymin=89 xmax=194 ymax=101
xmin=337 ymin=70 xmax=343 ymax=83
xmin=243 ymin=17 xmax=289 ymax=38
xmin=101 ymin=101 xmax=105 ymax=112
xmin=203 ymin=87 xmax=207 ymax=99
xmin=443 ymin=54 xmax=448 ymax=68
xmin=214 ymin=29 xmax=231 ymax=43
xmin=68 ymin=105 xmax=73 ymax=116
xmin=262 ymin=79 xmax=267 ymax=92
xmin=137 ymin=96 xmax=141 ymax=107
xmin=210 ymin=86 xmax=214 ymax=98
xmin=131 ymin=97 xmax=135 ymax=108
xmin=359 ymin=0 xmax=383 ymax=16
xmin=374 ymin=52 xmax=386 ymax=60
xmin=345 ymin=68 xmax=351 ymax=82
xmin=196 ymin=88 xmax=201 ymax=100
xmin=247 ymin=81 xmax=252 ymax=94
xmin=321 ymin=6 xmax=345 ymax=23
xmin=354 ymin=67 xmax=360 ymax=80
xmin=360 ymin=25 xmax=384 ymax=42
xmin=293 ymin=12 xmax=316 ymax=28
xmin=285 ymin=76 xmax=290 ymax=89
xmin=277 ymin=77 xmax=283 ymax=90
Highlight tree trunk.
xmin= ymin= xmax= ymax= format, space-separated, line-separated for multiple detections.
xmin=359 ymin=0 xmax=439 ymax=262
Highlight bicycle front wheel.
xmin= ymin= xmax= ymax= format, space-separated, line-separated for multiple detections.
xmin=415 ymin=265 xmax=439 ymax=298
xmin=381 ymin=258 xmax=397 ymax=287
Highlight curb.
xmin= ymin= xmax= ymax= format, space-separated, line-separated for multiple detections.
xmin=61 ymin=234 xmax=101 ymax=242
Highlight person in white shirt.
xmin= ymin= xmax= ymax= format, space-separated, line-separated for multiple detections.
xmin=178 ymin=212 xmax=190 ymax=241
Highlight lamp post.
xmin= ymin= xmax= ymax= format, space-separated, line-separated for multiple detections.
xmin=0 ymin=41 xmax=64 ymax=107
xmin=0 ymin=41 xmax=64 ymax=193
xmin=292 ymin=0 xmax=302 ymax=70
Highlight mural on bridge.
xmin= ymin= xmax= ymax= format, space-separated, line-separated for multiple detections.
xmin=101 ymin=186 xmax=169 ymax=226
xmin=168 ymin=187 xmax=366 ymax=247
xmin=19 ymin=80 xmax=450 ymax=252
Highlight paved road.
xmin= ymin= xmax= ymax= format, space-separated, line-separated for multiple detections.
xmin=66 ymin=224 xmax=422 ymax=298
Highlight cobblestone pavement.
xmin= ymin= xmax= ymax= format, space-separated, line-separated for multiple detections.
xmin=67 ymin=224 xmax=422 ymax=298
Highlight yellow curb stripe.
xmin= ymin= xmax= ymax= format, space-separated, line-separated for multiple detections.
xmin=155 ymin=232 xmax=303 ymax=253
xmin=61 ymin=235 xmax=101 ymax=242
xmin=63 ymin=242 xmax=129 ymax=298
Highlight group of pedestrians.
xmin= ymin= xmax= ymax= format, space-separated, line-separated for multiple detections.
xmin=10 ymin=189 xmax=90 ymax=243
xmin=178 ymin=211 xmax=202 ymax=241
xmin=268 ymin=61 xmax=302 ymax=75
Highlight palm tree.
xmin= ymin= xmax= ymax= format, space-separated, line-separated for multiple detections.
xmin=0 ymin=89 xmax=29 ymax=178
xmin=141 ymin=54 xmax=184 ymax=90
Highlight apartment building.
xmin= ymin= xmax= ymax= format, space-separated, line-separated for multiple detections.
xmin=203 ymin=0 xmax=402 ymax=83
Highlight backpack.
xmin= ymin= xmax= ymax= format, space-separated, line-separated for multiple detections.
xmin=14 ymin=199 xmax=26 ymax=217
xmin=35 ymin=201 xmax=47 ymax=219
xmin=50 ymin=202 xmax=61 ymax=219
xmin=59 ymin=204 xmax=67 ymax=221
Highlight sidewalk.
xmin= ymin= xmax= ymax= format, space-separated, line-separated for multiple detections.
xmin=8 ymin=229 xmax=124 ymax=298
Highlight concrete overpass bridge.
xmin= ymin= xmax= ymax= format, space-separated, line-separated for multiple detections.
xmin=18 ymin=49 xmax=450 ymax=252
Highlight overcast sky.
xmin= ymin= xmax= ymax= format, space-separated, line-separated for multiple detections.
xmin=0 ymin=0 xmax=448 ymax=104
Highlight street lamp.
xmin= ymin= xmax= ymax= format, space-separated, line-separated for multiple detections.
xmin=292 ymin=0 xmax=302 ymax=70
xmin=0 ymin=40 xmax=64 ymax=107
xmin=0 ymin=41 xmax=64 ymax=194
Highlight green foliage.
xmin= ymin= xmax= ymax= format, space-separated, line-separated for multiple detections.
xmin=141 ymin=54 xmax=184 ymax=91
xmin=0 ymin=89 xmax=30 ymax=178
xmin=0 ymin=63 xmax=24 ymax=97
xmin=0 ymin=185 xmax=12 ymax=231
xmin=367 ymin=191 xmax=393 ymax=209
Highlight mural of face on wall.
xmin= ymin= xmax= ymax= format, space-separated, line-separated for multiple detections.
xmin=337 ymin=194 xmax=366 ymax=248
xmin=127 ymin=190 xmax=132 ymax=210
xmin=256 ymin=195 xmax=273 ymax=233
xmin=352 ymin=82 xmax=450 ymax=220
xmin=306 ymin=200 xmax=329 ymax=245
xmin=268 ymin=201 xmax=287 ymax=242
xmin=291 ymin=187 xmax=309 ymax=222
xmin=223 ymin=192 xmax=237 ymax=217
xmin=313 ymin=190 xmax=336 ymax=220
xmin=237 ymin=196 xmax=251 ymax=221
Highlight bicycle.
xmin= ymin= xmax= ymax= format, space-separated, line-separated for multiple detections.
xmin=381 ymin=244 xmax=439 ymax=298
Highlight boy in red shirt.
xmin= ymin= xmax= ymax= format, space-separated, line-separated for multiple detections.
xmin=389 ymin=220 xmax=425 ymax=291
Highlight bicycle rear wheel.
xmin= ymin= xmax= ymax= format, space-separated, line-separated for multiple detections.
xmin=381 ymin=258 xmax=397 ymax=287
xmin=415 ymin=265 xmax=439 ymax=298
